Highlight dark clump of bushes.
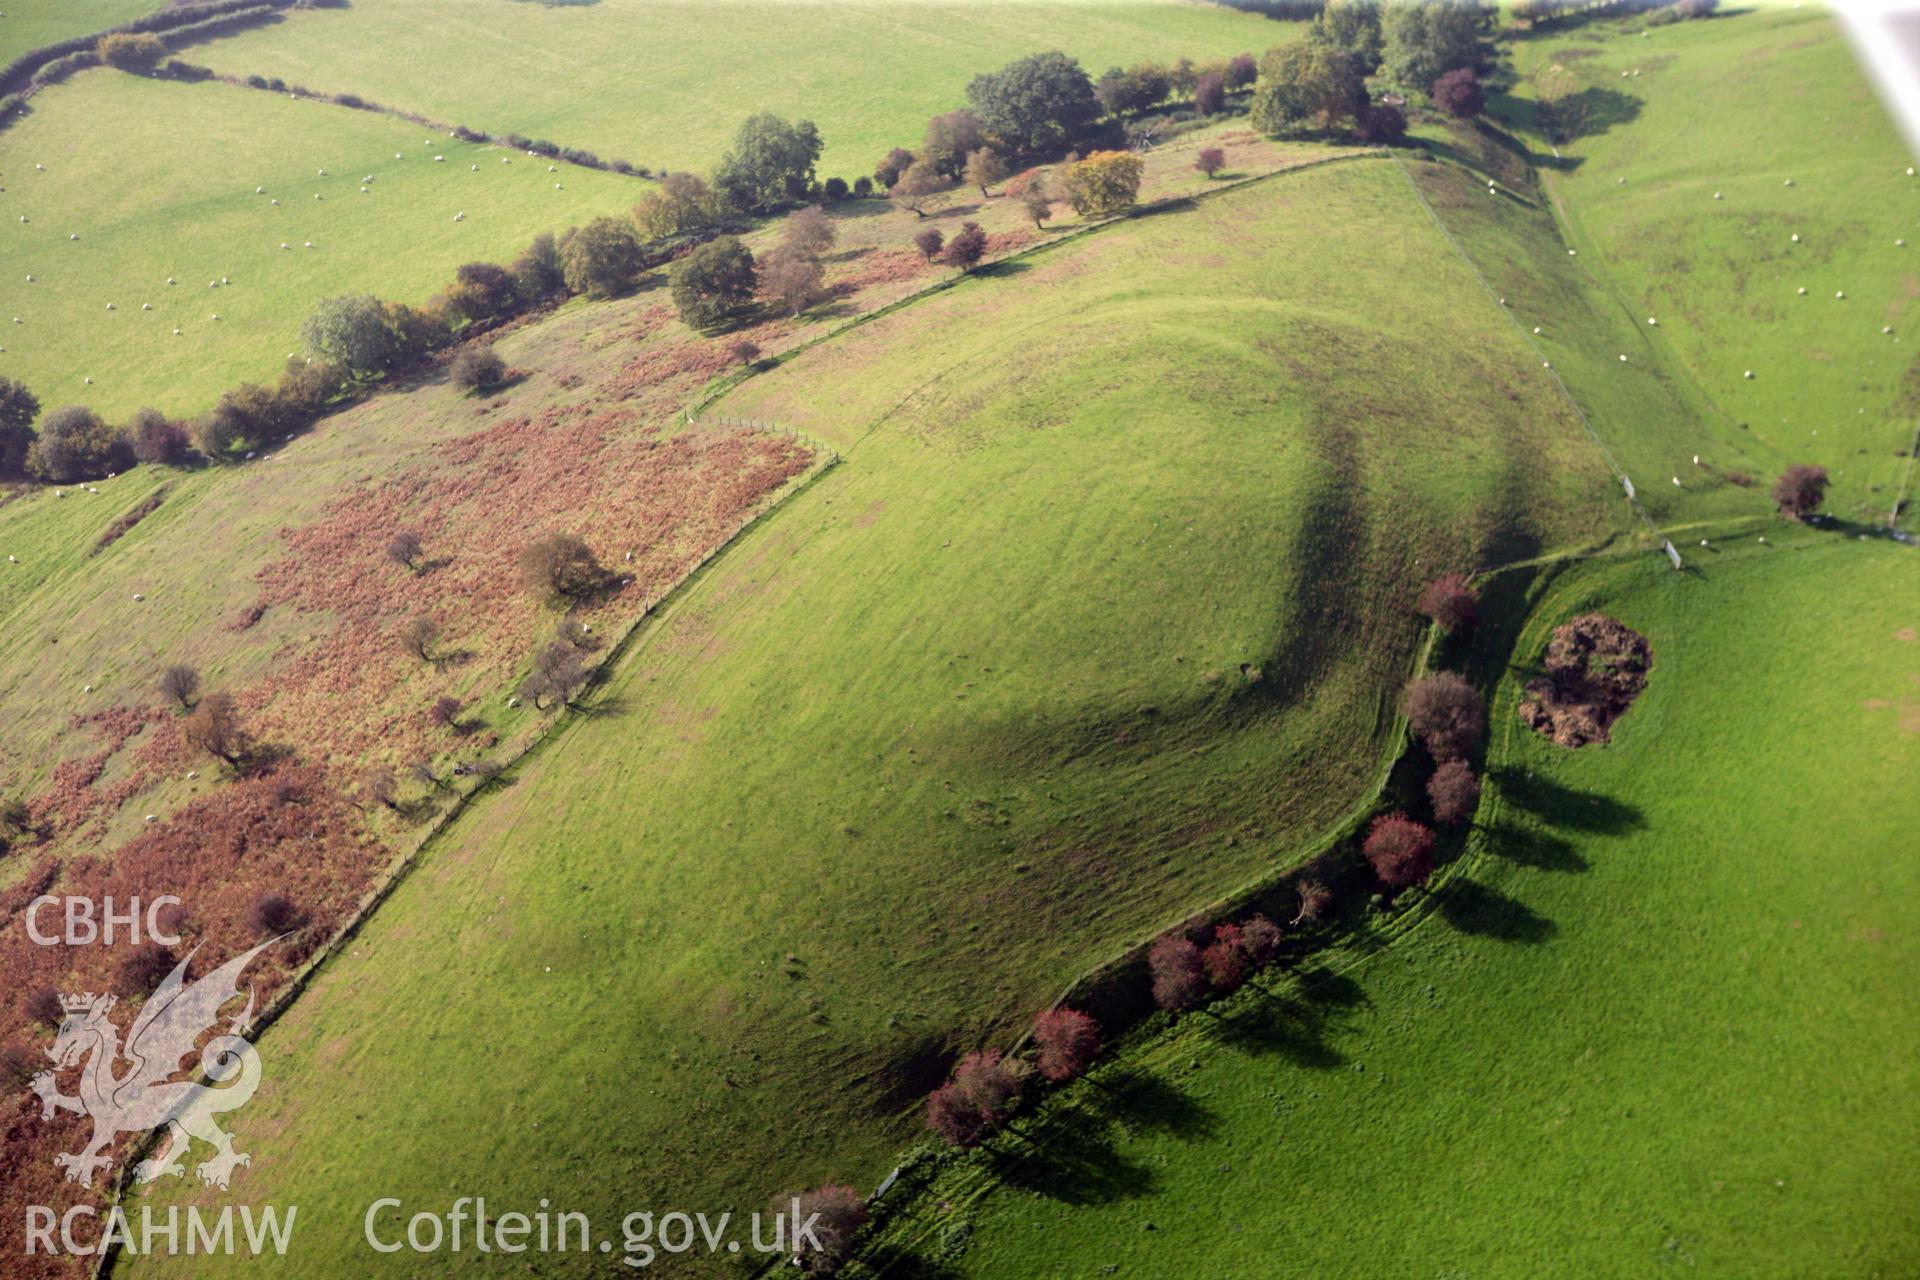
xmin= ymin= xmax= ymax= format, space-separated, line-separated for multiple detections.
xmin=449 ymin=345 xmax=507 ymax=393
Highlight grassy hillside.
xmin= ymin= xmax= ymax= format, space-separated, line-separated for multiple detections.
xmin=126 ymin=156 xmax=1668 ymax=1278
xmin=0 ymin=70 xmax=645 ymax=417
xmin=0 ymin=0 xmax=156 ymax=63
xmin=179 ymin=0 xmax=1286 ymax=178
xmin=862 ymin=534 xmax=1920 ymax=1278
xmin=1503 ymin=7 xmax=1919 ymax=527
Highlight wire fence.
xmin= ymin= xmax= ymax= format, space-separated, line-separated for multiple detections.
xmin=685 ymin=410 xmax=840 ymax=464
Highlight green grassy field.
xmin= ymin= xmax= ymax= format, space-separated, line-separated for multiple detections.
xmin=860 ymin=533 xmax=1920 ymax=1278
xmin=0 ymin=0 xmax=156 ymax=63
xmin=1502 ymin=7 xmax=1919 ymax=527
xmin=177 ymin=0 xmax=1286 ymax=179
xmin=0 ymin=69 xmax=645 ymax=417
xmin=126 ymin=156 xmax=1670 ymax=1277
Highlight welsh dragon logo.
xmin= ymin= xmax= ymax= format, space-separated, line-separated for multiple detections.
xmin=29 ymin=940 xmax=273 ymax=1191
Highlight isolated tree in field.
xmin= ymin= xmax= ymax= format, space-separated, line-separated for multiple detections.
xmin=450 ymin=345 xmax=507 ymax=393
xmin=1020 ymin=178 xmax=1054 ymax=229
xmin=26 ymin=405 xmax=130 ymax=484
xmin=922 ymin=109 xmax=987 ymax=178
xmin=912 ymin=227 xmax=945 ymax=261
xmin=822 ymin=177 xmax=849 ymax=200
xmin=889 ymin=158 xmax=946 ymax=218
xmin=726 ymin=337 xmax=762 ymax=367
xmin=399 ymin=615 xmax=440 ymax=662
xmin=97 ymin=32 xmax=167 ymax=72
xmin=521 ymin=532 xmax=615 ymax=602
xmin=944 ymin=221 xmax=989 ymax=272
xmin=115 ymin=943 xmax=176 ymax=996
xmin=1427 ymin=759 xmax=1481 ymax=828
xmin=632 ymin=172 xmax=719 ymax=239
xmin=1311 ymin=0 xmax=1385 ymax=70
xmin=1226 ymin=52 xmax=1258 ymax=89
xmin=713 ymin=113 xmax=822 ymax=212
xmin=1771 ymin=463 xmax=1829 ymax=520
xmin=1364 ymin=813 xmax=1436 ymax=891
xmin=301 ymin=294 xmax=401 ymax=378
xmin=561 ymin=216 xmax=646 ymax=298
xmin=760 ymin=245 xmax=826 ymax=317
xmin=1195 ymin=146 xmax=1227 ymax=179
xmin=1405 ymin=671 xmax=1485 ymax=760
xmin=1148 ymin=932 xmax=1207 ymax=1011
xmin=965 ymin=50 xmax=1100 ymax=155
xmin=158 ymin=664 xmax=200 ymax=711
xmin=964 ymin=147 xmax=1010 ymax=197
xmin=520 ymin=642 xmax=589 ymax=710
xmin=555 ymin=613 xmax=602 ymax=650
xmin=248 ymin=891 xmax=304 ymax=936
xmin=1032 ymin=1006 xmax=1102 ymax=1082
xmin=1193 ymin=71 xmax=1226 ymax=116
xmin=781 ymin=1184 xmax=868 ymax=1272
xmin=926 ymin=1049 xmax=1023 ymax=1147
xmin=1251 ymin=44 xmax=1369 ymax=135
xmin=386 ymin=530 xmax=426 ymax=574
xmin=783 ymin=205 xmax=837 ymax=256
xmin=430 ymin=695 xmax=464 ymax=731
xmin=1061 ymin=150 xmax=1145 ymax=217
xmin=0 ymin=376 xmax=40 ymax=478
xmin=1203 ymin=924 xmax=1249 ymax=992
xmin=1359 ymin=103 xmax=1409 ymax=144
xmin=1238 ymin=914 xmax=1284 ymax=967
xmin=183 ymin=690 xmax=250 ymax=767
xmin=1417 ymin=571 xmax=1479 ymax=634
xmin=874 ymin=147 xmax=915 ymax=189
xmin=1381 ymin=0 xmax=1485 ymax=90
xmin=128 ymin=408 xmax=190 ymax=466
xmin=1293 ymin=878 xmax=1333 ymax=925
xmin=362 ymin=767 xmax=400 ymax=812
xmin=1431 ymin=67 xmax=1486 ymax=119
xmin=670 ymin=236 xmax=757 ymax=329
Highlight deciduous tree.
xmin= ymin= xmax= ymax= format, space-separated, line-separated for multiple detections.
xmin=1193 ymin=71 xmax=1226 ymax=116
xmin=560 ymin=217 xmax=646 ymax=298
xmin=1149 ymin=933 xmax=1207 ymax=1010
xmin=782 ymin=1184 xmax=868 ymax=1272
xmin=965 ymin=51 xmax=1100 ymax=155
xmin=889 ymin=157 xmax=946 ymax=217
xmin=1251 ymin=44 xmax=1369 ymax=135
xmin=0 ymin=376 xmax=39 ymax=479
xmin=1032 ymin=1006 xmax=1101 ymax=1081
xmin=386 ymin=530 xmax=426 ymax=574
xmin=1416 ymin=571 xmax=1479 ymax=634
xmin=1364 ymin=813 xmax=1436 ymax=891
xmin=912 ymin=227 xmax=945 ymax=261
xmin=963 ymin=147 xmax=1010 ymax=196
xmin=1431 ymin=67 xmax=1486 ymax=118
xmin=1060 ymin=150 xmax=1144 ymax=217
xmin=943 ymin=221 xmax=989 ymax=271
xmin=670 ymin=236 xmax=757 ymax=329
xmin=1772 ymin=463 xmax=1829 ymax=520
xmin=521 ymin=532 xmax=615 ymax=602
xmin=1195 ymin=146 xmax=1226 ymax=178
xmin=713 ymin=113 xmax=822 ymax=213
xmin=926 ymin=1049 xmax=1023 ymax=1147
xmin=1404 ymin=671 xmax=1485 ymax=760
xmin=1427 ymin=759 xmax=1481 ymax=827
xmin=158 ymin=663 xmax=199 ymax=711
xmin=183 ymin=691 xmax=249 ymax=767
xmin=760 ymin=245 xmax=825 ymax=317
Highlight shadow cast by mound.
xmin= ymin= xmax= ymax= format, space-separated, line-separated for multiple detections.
xmin=1438 ymin=877 xmax=1556 ymax=943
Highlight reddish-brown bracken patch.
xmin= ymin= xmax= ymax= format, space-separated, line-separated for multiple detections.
xmin=1518 ymin=613 xmax=1654 ymax=747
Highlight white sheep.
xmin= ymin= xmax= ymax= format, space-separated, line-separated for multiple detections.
xmin=1568 ymin=249 xmax=1576 ymax=256
xmin=167 ymin=277 xmax=175 ymax=285
xmin=35 ymin=163 xmax=43 ymax=171
xmin=1713 ymin=192 xmax=1721 ymax=199
xmin=145 ymin=815 xmax=157 ymax=823
xmin=1757 ymin=536 xmax=1767 ymax=544
xmin=6 ymin=555 xmax=13 ymax=562
xmin=222 ymin=277 xmax=229 ymax=284
xmin=1836 ymin=290 xmax=1845 ymax=299
xmin=554 ymin=183 xmax=562 ymax=189
xmin=188 ymin=770 xmax=198 ymax=779
xmin=1790 ymin=233 xmax=1799 ymax=242
xmin=1783 ymin=178 xmax=1794 ymax=187
xmin=365 ymin=175 xmax=374 ymax=182
xmin=1533 ymin=326 xmax=1542 ymax=335
xmin=1884 ymin=326 xmax=1894 ymax=335
xmin=471 ymin=164 xmax=479 ymax=171
xmin=305 ymin=241 xmax=314 ymax=248
xmin=1618 ymin=354 xmax=1627 ymax=362
xmin=1797 ymin=286 xmax=1806 ymax=295
xmin=68 ymin=233 xmax=77 ymax=240
xmin=84 ymin=377 xmax=92 ymax=384
xmin=314 ymin=193 xmax=322 ymax=200
xmin=211 ymin=314 xmax=220 ymax=320
xmin=1692 ymin=455 xmax=1701 ymax=465
xmin=172 ymin=328 xmax=181 ymax=335
xmin=142 ymin=303 xmax=151 ymax=310
xmin=435 ymin=155 xmax=445 ymax=162
xmin=257 ymin=186 xmax=265 ymax=194
xmin=132 ymin=593 xmax=144 ymax=601
xmin=271 ymin=198 xmax=280 ymax=205
xmin=281 ymin=243 xmax=290 ymax=250
xmin=1671 ymin=476 xmax=1681 ymax=486
xmin=1699 ymin=539 xmax=1709 ymax=548
xmin=395 ymin=153 xmax=403 ymax=159
xmin=318 ymin=168 xmax=326 ymax=176
xmin=84 ymin=684 xmax=93 ymax=693
xmin=18 ymin=215 xmax=26 ymax=222
xmin=105 ymin=303 xmax=114 ymax=310
xmin=1647 ymin=317 xmax=1657 ymax=326
xmin=548 ymin=165 xmax=557 ymax=173
xmin=1744 ymin=370 xmax=1754 ymax=378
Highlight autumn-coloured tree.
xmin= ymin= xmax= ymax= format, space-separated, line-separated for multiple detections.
xmin=912 ymin=227 xmax=945 ymax=261
xmin=25 ymin=986 xmax=64 ymax=1028
xmin=1772 ymin=463 xmax=1829 ymax=520
xmin=760 ymin=245 xmax=826 ymax=317
xmin=1359 ymin=103 xmax=1409 ymax=145
xmin=129 ymin=408 xmax=191 ymax=466
xmin=386 ymin=530 xmax=426 ymax=574
xmin=964 ymin=147 xmax=1009 ymax=197
xmin=520 ymin=642 xmax=588 ymax=710
xmin=1148 ymin=933 xmax=1207 ymax=1011
xmin=158 ymin=663 xmax=200 ymax=711
xmin=1431 ymin=67 xmax=1486 ymax=119
xmin=1203 ymin=924 xmax=1249 ymax=992
xmin=944 ymin=221 xmax=989 ymax=272
xmin=669 ymin=236 xmax=757 ymax=330
xmin=1427 ymin=759 xmax=1481 ymax=828
xmin=115 ymin=943 xmax=176 ymax=996
xmin=889 ymin=158 xmax=946 ymax=217
xmin=1417 ymin=571 xmax=1479 ymax=634
xmin=1195 ymin=147 xmax=1226 ymax=179
xmin=1226 ymin=52 xmax=1258 ymax=88
xmin=399 ymin=615 xmax=440 ymax=662
xmin=1032 ymin=1006 xmax=1102 ymax=1082
xmin=873 ymin=147 xmax=915 ymax=189
xmin=727 ymin=337 xmax=763 ymax=367
xmin=184 ymin=690 xmax=250 ymax=767
xmin=1405 ymin=671 xmax=1485 ymax=760
xmin=1238 ymin=914 xmax=1284 ymax=967
xmin=632 ymin=172 xmax=719 ymax=239
xmin=449 ymin=345 xmax=507 ymax=393
xmin=248 ymin=891 xmax=305 ymax=936
xmin=363 ymin=767 xmax=401 ymax=812
xmin=1061 ymin=150 xmax=1145 ymax=217
xmin=926 ymin=1049 xmax=1024 ymax=1147
xmin=1364 ymin=813 xmax=1436 ymax=891
xmin=521 ymin=532 xmax=615 ymax=602
xmin=1293 ymin=877 xmax=1333 ymax=925
xmin=430 ymin=695 xmax=464 ymax=731
xmin=783 ymin=205 xmax=837 ymax=257
xmin=782 ymin=1184 xmax=868 ymax=1272
xmin=1194 ymin=71 xmax=1226 ymax=115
